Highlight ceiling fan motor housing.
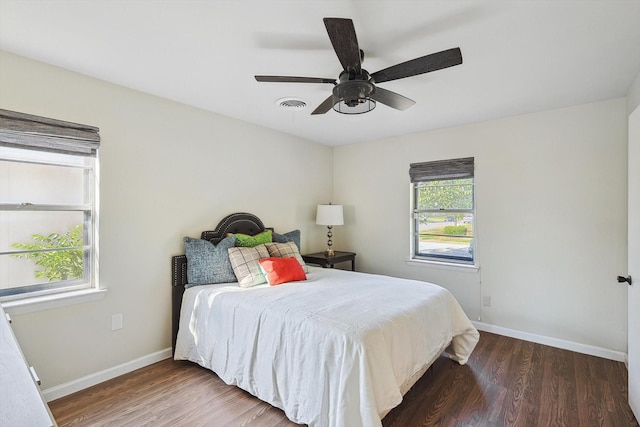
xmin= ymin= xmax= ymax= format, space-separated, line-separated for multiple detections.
xmin=332 ymin=71 xmax=376 ymax=114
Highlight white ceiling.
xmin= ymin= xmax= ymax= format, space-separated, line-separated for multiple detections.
xmin=1 ymin=1 xmax=640 ymax=146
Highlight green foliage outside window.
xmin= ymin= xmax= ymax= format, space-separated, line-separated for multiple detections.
xmin=416 ymin=179 xmax=473 ymax=210
xmin=11 ymin=224 xmax=84 ymax=281
xmin=443 ymin=225 xmax=468 ymax=236
xmin=416 ymin=178 xmax=473 ymax=225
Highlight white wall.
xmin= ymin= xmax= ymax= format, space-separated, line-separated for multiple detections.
xmin=334 ymin=98 xmax=628 ymax=353
xmin=0 ymin=51 xmax=333 ymax=390
xmin=628 ymin=71 xmax=640 ymax=114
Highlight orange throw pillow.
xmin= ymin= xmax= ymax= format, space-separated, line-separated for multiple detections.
xmin=258 ymin=257 xmax=307 ymax=286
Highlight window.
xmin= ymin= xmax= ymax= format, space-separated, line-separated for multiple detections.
xmin=0 ymin=109 xmax=100 ymax=301
xmin=410 ymin=157 xmax=475 ymax=264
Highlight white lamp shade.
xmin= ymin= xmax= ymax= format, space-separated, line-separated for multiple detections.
xmin=316 ymin=204 xmax=344 ymax=226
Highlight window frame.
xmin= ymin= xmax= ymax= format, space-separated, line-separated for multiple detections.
xmin=0 ymin=109 xmax=100 ymax=305
xmin=409 ymin=157 xmax=476 ymax=266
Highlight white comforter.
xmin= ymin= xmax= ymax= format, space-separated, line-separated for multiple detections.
xmin=175 ymin=267 xmax=479 ymax=427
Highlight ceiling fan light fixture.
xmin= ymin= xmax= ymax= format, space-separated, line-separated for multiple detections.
xmin=332 ymin=80 xmax=376 ymax=114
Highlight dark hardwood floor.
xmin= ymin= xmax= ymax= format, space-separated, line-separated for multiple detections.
xmin=50 ymin=332 xmax=638 ymax=427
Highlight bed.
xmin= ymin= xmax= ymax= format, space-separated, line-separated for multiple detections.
xmin=172 ymin=212 xmax=479 ymax=427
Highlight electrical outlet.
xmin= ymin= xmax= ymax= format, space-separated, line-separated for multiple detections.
xmin=482 ymin=296 xmax=491 ymax=307
xmin=111 ymin=314 xmax=123 ymax=330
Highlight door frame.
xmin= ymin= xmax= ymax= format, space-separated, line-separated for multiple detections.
xmin=628 ymin=105 xmax=639 ymax=419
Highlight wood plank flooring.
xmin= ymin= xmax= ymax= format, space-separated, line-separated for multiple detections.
xmin=49 ymin=332 xmax=638 ymax=427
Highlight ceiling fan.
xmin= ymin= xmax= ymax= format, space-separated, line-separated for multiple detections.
xmin=255 ymin=17 xmax=463 ymax=115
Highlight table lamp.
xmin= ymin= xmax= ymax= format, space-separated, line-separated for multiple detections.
xmin=316 ymin=203 xmax=344 ymax=257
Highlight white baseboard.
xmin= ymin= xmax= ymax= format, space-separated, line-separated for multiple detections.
xmin=42 ymin=347 xmax=173 ymax=402
xmin=473 ymin=321 xmax=627 ymax=363
xmin=626 ymin=353 xmax=629 ymax=370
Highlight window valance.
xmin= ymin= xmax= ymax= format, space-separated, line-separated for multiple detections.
xmin=0 ymin=109 xmax=100 ymax=156
xmin=409 ymin=157 xmax=474 ymax=182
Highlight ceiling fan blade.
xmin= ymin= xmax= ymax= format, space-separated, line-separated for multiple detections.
xmin=370 ymin=87 xmax=416 ymax=111
xmin=255 ymin=75 xmax=336 ymax=84
xmin=370 ymin=47 xmax=462 ymax=84
xmin=311 ymin=95 xmax=335 ymax=115
xmin=323 ymin=18 xmax=362 ymax=74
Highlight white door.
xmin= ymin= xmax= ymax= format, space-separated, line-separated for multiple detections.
xmin=629 ymin=106 xmax=640 ymax=418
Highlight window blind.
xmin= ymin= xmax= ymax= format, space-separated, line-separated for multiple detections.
xmin=409 ymin=157 xmax=474 ymax=182
xmin=0 ymin=109 xmax=100 ymax=156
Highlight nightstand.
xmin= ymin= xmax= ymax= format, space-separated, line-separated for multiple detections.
xmin=302 ymin=251 xmax=356 ymax=271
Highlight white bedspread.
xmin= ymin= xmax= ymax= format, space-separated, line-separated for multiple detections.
xmin=175 ymin=267 xmax=479 ymax=427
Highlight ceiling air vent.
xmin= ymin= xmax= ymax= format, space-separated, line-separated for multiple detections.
xmin=276 ymin=98 xmax=307 ymax=110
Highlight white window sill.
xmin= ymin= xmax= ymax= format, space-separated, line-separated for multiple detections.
xmin=1 ymin=288 xmax=107 ymax=316
xmin=406 ymin=258 xmax=479 ymax=273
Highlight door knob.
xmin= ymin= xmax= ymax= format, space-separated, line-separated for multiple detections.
xmin=617 ymin=275 xmax=632 ymax=285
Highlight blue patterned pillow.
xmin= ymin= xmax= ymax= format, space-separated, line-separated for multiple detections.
xmin=273 ymin=230 xmax=301 ymax=251
xmin=183 ymin=235 xmax=237 ymax=287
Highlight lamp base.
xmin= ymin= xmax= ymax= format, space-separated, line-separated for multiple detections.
xmin=325 ymin=225 xmax=335 ymax=257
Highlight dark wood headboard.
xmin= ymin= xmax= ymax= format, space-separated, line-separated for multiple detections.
xmin=171 ymin=212 xmax=269 ymax=352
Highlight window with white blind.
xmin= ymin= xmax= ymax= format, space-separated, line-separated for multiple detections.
xmin=410 ymin=157 xmax=475 ymax=264
xmin=0 ymin=110 xmax=100 ymax=301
